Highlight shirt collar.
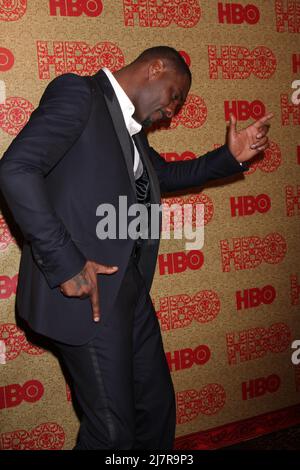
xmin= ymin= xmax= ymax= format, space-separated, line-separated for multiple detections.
xmin=102 ymin=67 xmax=142 ymax=137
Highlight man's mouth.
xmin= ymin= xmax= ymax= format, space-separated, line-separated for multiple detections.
xmin=142 ymin=109 xmax=169 ymax=128
xmin=156 ymin=109 xmax=168 ymax=120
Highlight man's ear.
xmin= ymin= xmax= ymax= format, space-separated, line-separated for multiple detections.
xmin=148 ymin=59 xmax=165 ymax=81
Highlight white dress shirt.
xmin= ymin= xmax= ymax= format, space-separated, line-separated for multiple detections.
xmin=102 ymin=67 xmax=143 ymax=179
xmin=102 ymin=67 xmax=243 ymax=174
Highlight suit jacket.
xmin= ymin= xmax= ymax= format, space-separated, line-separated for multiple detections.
xmin=0 ymin=70 xmax=247 ymax=345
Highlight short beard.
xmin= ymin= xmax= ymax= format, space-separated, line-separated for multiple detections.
xmin=141 ymin=117 xmax=153 ymax=128
xmin=142 ymin=109 xmax=167 ymax=129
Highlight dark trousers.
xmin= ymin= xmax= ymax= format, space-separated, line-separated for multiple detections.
xmin=52 ymin=246 xmax=176 ymax=450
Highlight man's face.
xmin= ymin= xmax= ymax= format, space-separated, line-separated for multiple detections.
xmin=133 ymin=64 xmax=190 ymax=128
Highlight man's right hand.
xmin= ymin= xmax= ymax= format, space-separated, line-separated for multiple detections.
xmin=59 ymin=261 xmax=118 ymax=322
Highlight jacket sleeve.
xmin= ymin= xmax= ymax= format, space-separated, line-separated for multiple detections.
xmin=143 ymin=133 xmax=248 ymax=193
xmin=0 ymin=73 xmax=92 ymax=288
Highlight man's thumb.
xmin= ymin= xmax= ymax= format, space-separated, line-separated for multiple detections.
xmin=96 ymin=264 xmax=118 ymax=274
xmin=229 ymin=114 xmax=237 ymax=135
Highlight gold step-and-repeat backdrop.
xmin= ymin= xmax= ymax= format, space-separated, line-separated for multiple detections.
xmin=0 ymin=0 xmax=300 ymax=450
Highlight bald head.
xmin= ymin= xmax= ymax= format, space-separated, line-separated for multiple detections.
xmin=132 ymin=46 xmax=192 ymax=86
xmin=113 ymin=46 xmax=192 ymax=128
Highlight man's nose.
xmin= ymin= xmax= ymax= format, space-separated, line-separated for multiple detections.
xmin=164 ymin=103 xmax=177 ymax=119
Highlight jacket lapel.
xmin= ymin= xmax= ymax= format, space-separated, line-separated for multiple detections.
xmin=133 ymin=133 xmax=161 ymax=206
xmin=133 ymin=133 xmax=162 ymax=245
xmin=91 ymin=70 xmax=162 ymax=233
xmin=92 ymin=70 xmax=136 ymax=196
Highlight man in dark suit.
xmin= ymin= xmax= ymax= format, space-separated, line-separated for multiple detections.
xmin=0 ymin=46 xmax=272 ymax=449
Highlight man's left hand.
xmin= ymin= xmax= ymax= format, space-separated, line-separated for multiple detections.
xmin=227 ymin=113 xmax=274 ymax=163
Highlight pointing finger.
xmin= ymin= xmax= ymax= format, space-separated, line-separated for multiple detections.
xmin=90 ymin=284 xmax=100 ymax=322
xmin=253 ymin=113 xmax=274 ymax=129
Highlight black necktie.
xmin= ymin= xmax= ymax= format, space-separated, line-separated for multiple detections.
xmin=128 ymin=134 xmax=150 ymax=205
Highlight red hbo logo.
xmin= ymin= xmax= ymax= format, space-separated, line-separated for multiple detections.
xmin=291 ymin=274 xmax=300 ymax=306
xmin=0 ymin=0 xmax=27 ymax=21
xmin=0 ymin=380 xmax=44 ymax=409
xmin=236 ymin=285 xmax=276 ymax=310
xmin=123 ymin=0 xmax=201 ymax=28
xmin=230 ymin=194 xmax=271 ymax=217
xmin=209 ymin=46 xmax=276 ymax=79
xmin=0 ymin=97 xmax=34 ymax=135
xmin=0 ymin=275 xmax=18 ymax=299
xmin=0 ymin=324 xmax=45 ymax=362
xmin=286 ymin=184 xmax=300 ymax=217
xmin=281 ymin=94 xmax=300 ymax=126
xmin=166 ymin=345 xmax=211 ymax=372
xmin=49 ymin=0 xmax=103 ymax=17
xmin=0 ymin=47 xmax=14 ymax=72
xmin=227 ymin=323 xmax=291 ymax=365
xmin=220 ymin=232 xmax=287 ymax=272
xmin=0 ymin=217 xmax=15 ymax=250
xmin=177 ymin=384 xmax=226 ymax=424
xmin=156 ymin=290 xmax=220 ymax=331
xmin=37 ymin=41 xmax=125 ymax=79
xmin=246 ymin=140 xmax=282 ymax=174
xmin=275 ymin=0 xmax=300 ymax=33
xmin=0 ymin=423 xmax=65 ymax=450
xmin=162 ymin=193 xmax=214 ymax=231
xmin=218 ymin=2 xmax=260 ymax=24
xmin=242 ymin=374 xmax=281 ymax=400
xmin=174 ymin=94 xmax=207 ymax=128
xmin=158 ymin=250 xmax=204 ymax=275
xmin=224 ymin=100 xmax=266 ymax=121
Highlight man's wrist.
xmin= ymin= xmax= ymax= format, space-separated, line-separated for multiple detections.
xmin=225 ymin=144 xmax=249 ymax=171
